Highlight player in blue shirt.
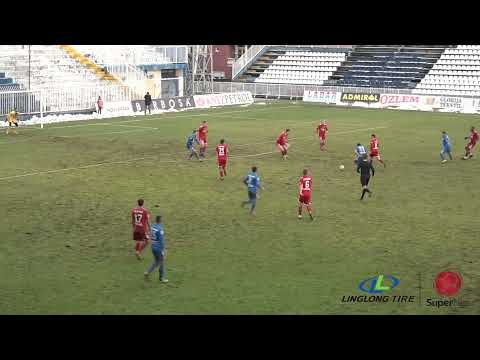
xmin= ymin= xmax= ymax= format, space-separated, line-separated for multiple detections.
xmin=241 ymin=166 xmax=264 ymax=215
xmin=440 ymin=131 xmax=453 ymax=163
xmin=186 ymin=129 xmax=200 ymax=160
xmin=354 ymin=143 xmax=367 ymax=164
xmin=144 ymin=216 xmax=168 ymax=283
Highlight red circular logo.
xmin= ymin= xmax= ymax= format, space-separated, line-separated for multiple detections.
xmin=434 ymin=271 xmax=462 ymax=297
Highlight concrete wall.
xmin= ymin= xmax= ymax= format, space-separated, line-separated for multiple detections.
xmin=212 ymin=45 xmax=235 ymax=80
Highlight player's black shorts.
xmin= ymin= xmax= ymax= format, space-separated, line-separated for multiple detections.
xmin=360 ymin=175 xmax=370 ymax=187
xmin=248 ymin=191 xmax=257 ymax=200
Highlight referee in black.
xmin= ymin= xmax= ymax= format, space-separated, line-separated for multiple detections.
xmin=357 ymin=155 xmax=375 ymax=200
xmin=144 ymin=92 xmax=152 ymax=115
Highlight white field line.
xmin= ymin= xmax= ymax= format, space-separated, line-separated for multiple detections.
xmin=14 ymin=104 xmax=302 ymax=132
xmin=114 ymin=124 xmax=159 ymax=130
xmin=0 ymin=126 xmax=388 ymax=182
xmin=52 ymin=128 xmax=156 ymax=138
xmin=0 ymin=104 xmax=315 ymax=146
xmin=12 ymin=122 xmax=116 ymax=132
xmin=119 ymin=106 xmax=302 ymax=124
xmin=0 ymin=138 xmax=34 ymax=146
xmin=0 ymin=125 xmax=158 ymax=146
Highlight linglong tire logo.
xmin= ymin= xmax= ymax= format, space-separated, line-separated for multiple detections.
xmin=358 ymin=275 xmax=400 ymax=294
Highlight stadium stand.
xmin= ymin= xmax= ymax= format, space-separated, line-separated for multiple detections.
xmin=234 ymin=45 xmax=455 ymax=89
xmin=329 ymin=45 xmax=448 ymax=89
xmin=255 ymin=50 xmax=346 ymax=85
xmin=0 ymin=45 xmax=111 ymax=90
xmin=413 ymin=45 xmax=480 ymax=96
xmin=0 ymin=71 xmax=22 ymax=91
xmin=238 ymin=46 xmax=351 ymax=85
xmin=73 ymin=45 xmax=170 ymax=67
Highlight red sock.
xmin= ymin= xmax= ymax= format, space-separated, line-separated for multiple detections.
xmin=135 ymin=242 xmax=141 ymax=252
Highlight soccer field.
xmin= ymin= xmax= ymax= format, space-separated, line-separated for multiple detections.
xmin=1 ymin=101 xmax=479 ymax=314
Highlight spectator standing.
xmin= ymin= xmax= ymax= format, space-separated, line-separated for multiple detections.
xmin=97 ymin=96 xmax=104 ymax=115
xmin=144 ymin=92 xmax=152 ymax=115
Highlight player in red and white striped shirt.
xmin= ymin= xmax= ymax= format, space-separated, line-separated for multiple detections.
xmin=316 ymin=121 xmax=328 ymax=151
xmin=215 ymin=139 xmax=229 ymax=180
xmin=369 ymin=134 xmax=386 ymax=167
xmin=276 ymin=129 xmax=290 ymax=160
xmin=131 ymin=199 xmax=151 ymax=260
xmin=298 ymin=169 xmax=314 ymax=221
xmin=198 ymin=120 xmax=208 ymax=160
xmin=463 ymin=126 xmax=479 ymax=160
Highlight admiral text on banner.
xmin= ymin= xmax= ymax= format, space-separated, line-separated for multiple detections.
xmin=194 ymin=91 xmax=253 ymax=109
xmin=336 ymin=92 xmax=382 ymax=108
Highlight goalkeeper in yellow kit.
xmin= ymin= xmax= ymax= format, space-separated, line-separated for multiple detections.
xmin=5 ymin=108 xmax=19 ymax=134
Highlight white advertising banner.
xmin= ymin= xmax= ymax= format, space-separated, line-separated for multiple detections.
xmin=432 ymin=96 xmax=465 ymax=112
xmin=462 ymin=98 xmax=480 ymax=114
xmin=194 ymin=91 xmax=254 ymax=109
xmin=379 ymin=94 xmax=422 ymax=109
xmin=302 ymin=90 xmax=338 ymax=104
xmin=100 ymin=101 xmax=134 ymax=115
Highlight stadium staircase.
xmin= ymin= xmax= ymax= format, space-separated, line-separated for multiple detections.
xmin=236 ymin=48 xmax=284 ymax=82
xmin=328 ymin=45 xmax=449 ymax=89
xmin=58 ymin=45 xmax=121 ymax=84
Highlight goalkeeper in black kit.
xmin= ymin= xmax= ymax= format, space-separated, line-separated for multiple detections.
xmin=357 ymin=155 xmax=375 ymax=200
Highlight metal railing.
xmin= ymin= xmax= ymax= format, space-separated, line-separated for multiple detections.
xmin=0 ymin=90 xmax=42 ymax=117
xmin=210 ymin=81 xmax=413 ymax=98
xmin=151 ymin=46 xmax=188 ymax=64
xmin=208 ymin=81 xmax=480 ymax=100
xmin=232 ymin=45 xmax=268 ymax=80
xmin=1 ymin=85 xmax=133 ymax=118
xmin=42 ymin=85 xmax=133 ymax=112
xmin=278 ymin=45 xmax=354 ymax=50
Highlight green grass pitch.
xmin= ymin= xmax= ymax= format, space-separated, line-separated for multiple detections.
xmin=1 ymin=101 xmax=479 ymax=314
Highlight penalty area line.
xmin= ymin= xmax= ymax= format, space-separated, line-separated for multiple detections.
xmin=0 ymin=150 xmax=276 ymax=181
xmin=0 ymin=125 xmax=388 ymax=182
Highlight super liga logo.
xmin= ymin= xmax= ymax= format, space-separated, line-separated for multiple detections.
xmin=434 ymin=271 xmax=462 ymax=297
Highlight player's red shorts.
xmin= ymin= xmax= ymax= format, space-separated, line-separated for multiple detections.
xmin=299 ymin=193 xmax=312 ymax=205
xmin=277 ymin=140 xmax=285 ymax=146
xmin=133 ymin=229 xmax=147 ymax=241
xmin=218 ymin=158 xmax=227 ymax=168
xmin=199 ymin=137 xmax=207 ymax=145
xmin=370 ymin=151 xmax=380 ymax=159
xmin=466 ymin=142 xmax=476 ymax=151
xmin=319 ymin=134 xmax=326 ymax=141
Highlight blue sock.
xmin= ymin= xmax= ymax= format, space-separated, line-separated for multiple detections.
xmin=448 ymin=152 xmax=453 ymax=160
xmin=440 ymin=152 xmax=445 ymax=160
xmin=159 ymin=263 xmax=164 ymax=280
